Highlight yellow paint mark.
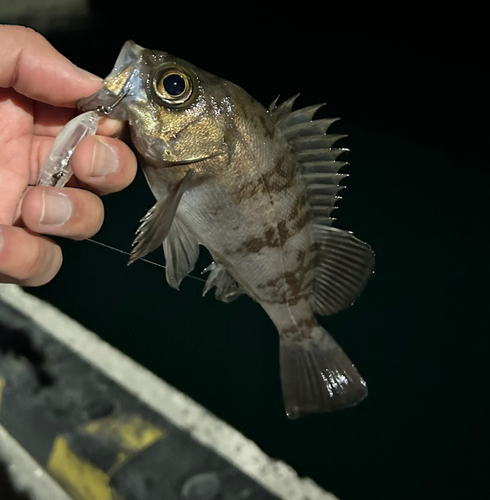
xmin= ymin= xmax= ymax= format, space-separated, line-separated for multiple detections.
xmin=0 ymin=376 xmax=5 ymax=413
xmin=83 ymin=414 xmax=165 ymax=474
xmin=48 ymin=414 xmax=165 ymax=498
xmin=83 ymin=414 xmax=165 ymax=452
xmin=48 ymin=436 xmax=113 ymax=500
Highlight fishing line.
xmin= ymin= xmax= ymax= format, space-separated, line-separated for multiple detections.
xmin=86 ymin=238 xmax=207 ymax=284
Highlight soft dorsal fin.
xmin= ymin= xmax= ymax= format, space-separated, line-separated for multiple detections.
xmin=311 ymin=225 xmax=375 ymax=315
xmin=270 ymin=96 xmax=374 ymax=315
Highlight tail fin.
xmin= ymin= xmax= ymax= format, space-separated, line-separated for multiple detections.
xmin=279 ymin=327 xmax=367 ymax=419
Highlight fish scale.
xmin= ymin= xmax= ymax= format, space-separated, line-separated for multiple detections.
xmin=79 ymin=40 xmax=375 ymax=419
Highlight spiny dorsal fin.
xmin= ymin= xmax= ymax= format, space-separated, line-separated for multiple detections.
xmin=269 ymin=94 xmax=300 ymax=121
xmin=270 ymin=96 xmax=347 ymax=227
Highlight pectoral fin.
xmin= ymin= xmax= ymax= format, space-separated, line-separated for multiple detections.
xmin=129 ymin=171 xmax=194 ymax=265
xmin=163 ymin=217 xmax=199 ymax=289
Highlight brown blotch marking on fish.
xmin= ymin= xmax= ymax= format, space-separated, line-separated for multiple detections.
xmin=277 ymin=220 xmax=289 ymax=242
xmin=237 ymin=237 xmax=267 ymax=254
xmin=287 ymin=191 xmax=311 ymax=233
xmin=235 ymin=226 xmax=281 ymax=254
xmin=281 ymin=316 xmax=318 ymax=335
xmin=258 ymin=113 xmax=275 ymax=139
xmin=264 ymin=227 xmax=279 ymax=247
xmin=254 ymin=247 xmax=316 ymax=304
xmin=234 ymin=152 xmax=295 ymax=204
xmin=292 ymin=208 xmax=309 ymax=232
xmin=288 ymin=195 xmax=302 ymax=221
xmin=296 ymin=249 xmax=307 ymax=266
xmin=234 ymin=177 xmax=265 ymax=203
xmin=282 ymin=249 xmax=317 ymax=302
xmin=273 ymin=154 xmax=290 ymax=180
xmin=284 ymin=270 xmax=304 ymax=299
xmin=280 ymin=316 xmax=319 ymax=341
xmin=262 ymin=153 xmax=295 ymax=194
xmin=276 ymin=211 xmax=308 ymax=244
xmin=256 ymin=274 xmax=282 ymax=290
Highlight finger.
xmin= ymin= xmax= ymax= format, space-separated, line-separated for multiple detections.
xmin=70 ymin=135 xmax=137 ymax=195
xmin=0 ymin=225 xmax=62 ymax=286
xmin=21 ymin=186 xmax=104 ymax=240
xmin=97 ymin=117 xmax=127 ymax=138
xmin=29 ymin=133 xmax=137 ymax=191
xmin=33 ymin=102 xmax=78 ymax=137
xmin=0 ymin=25 xmax=102 ymax=107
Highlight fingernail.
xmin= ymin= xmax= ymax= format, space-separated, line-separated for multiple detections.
xmin=90 ymin=137 xmax=119 ymax=177
xmin=39 ymin=190 xmax=73 ymax=226
xmin=73 ymin=64 xmax=103 ymax=82
xmin=0 ymin=228 xmax=4 ymax=253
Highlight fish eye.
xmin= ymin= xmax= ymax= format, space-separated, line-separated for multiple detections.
xmin=164 ymin=74 xmax=186 ymax=96
xmin=153 ymin=65 xmax=195 ymax=106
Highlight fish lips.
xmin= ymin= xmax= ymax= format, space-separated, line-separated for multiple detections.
xmin=77 ymin=88 xmax=121 ymax=115
xmin=78 ymin=40 xmax=146 ymax=119
xmin=77 ymin=71 xmax=139 ymax=120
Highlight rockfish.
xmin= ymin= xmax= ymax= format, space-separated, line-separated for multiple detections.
xmin=79 ymin=41 xmax=375 ymax=419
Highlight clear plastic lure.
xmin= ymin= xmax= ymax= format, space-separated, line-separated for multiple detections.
xmin=37 ymin=111 xmax=99 ymax=187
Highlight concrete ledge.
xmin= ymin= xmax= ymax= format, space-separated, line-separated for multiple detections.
xmin=0 ymin=284 xmax=338 ymax=500
xmin=0 ymin=424 xmax=73 ymax=500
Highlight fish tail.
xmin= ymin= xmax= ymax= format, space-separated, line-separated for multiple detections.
xmin=279 ymin=325 xmax=367 ymax=419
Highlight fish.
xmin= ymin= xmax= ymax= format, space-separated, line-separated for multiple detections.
xmin=79 ymin=41 xmax=375 ymax=419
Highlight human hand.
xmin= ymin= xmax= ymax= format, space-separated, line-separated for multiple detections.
xmin=0 ymin=25 xmax=137 ymax=286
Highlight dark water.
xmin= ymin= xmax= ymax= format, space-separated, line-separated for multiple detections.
xmin=19 ymin=7 xmax=489 ymax=500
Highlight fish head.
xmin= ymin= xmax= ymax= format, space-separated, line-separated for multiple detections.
xmin=79 ymin=41 xmax=233 ymax=168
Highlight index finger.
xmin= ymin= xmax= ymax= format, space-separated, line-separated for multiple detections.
xmin=0 ymin=25 xmax=103 ymax=107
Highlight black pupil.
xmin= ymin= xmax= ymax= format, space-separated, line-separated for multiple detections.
xmin=163 ymin=73 xmax=186 ymax=96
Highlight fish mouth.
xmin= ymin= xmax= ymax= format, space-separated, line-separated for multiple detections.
xmin=78 ymin=41 xmax=145 ymax=117
xmin=78 ymin=88 xmax=129 ymax=117
xmin=78 ymin=88 xmax=119 ymax=115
